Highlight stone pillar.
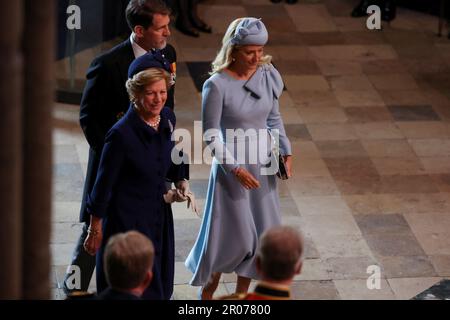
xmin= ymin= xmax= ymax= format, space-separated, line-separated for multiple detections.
xmin=21 ymin=0 xmax=55 ymax=299
xmin=0 ymin=1 xmax=24 ymax=299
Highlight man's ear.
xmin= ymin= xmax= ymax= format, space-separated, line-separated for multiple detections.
xmin=134 ymin=25 xmax=144 ymax=38
xmin=143 ymin=270 xmax=153 ymax=287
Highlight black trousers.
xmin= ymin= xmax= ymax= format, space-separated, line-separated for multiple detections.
xmin=62 ymin=223 xmax=96 ymax=293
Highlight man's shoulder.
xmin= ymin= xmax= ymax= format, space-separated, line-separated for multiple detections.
xmin=97 ymin=288 xmax=141 ymax=300
xmin=94 ymin=39 xmax=133 ymax=65
xmin=163 ymin=43 xmax=176 ymax=53
xmin=162 ymin=43 xmax=176 ymax=62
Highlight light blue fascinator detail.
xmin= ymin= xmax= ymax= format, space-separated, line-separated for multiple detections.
xmin=230 ymin=17 xmax=268 ymax=46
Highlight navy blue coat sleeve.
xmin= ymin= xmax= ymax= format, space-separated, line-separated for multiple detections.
xmin=166 ymin=156 xmax=189 ymax=182
xmin=86 ymin=128 xmax=125 ymax=218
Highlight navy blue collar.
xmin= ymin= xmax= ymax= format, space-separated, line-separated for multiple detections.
xmin=125 ymin=104 xmax=172 ymax=138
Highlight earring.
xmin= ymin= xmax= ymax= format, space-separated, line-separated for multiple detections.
xmin=232 ymin=58 xmax=236 ymax=62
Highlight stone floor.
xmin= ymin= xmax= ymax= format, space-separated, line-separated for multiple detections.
xmin=52 ymin=0 xmax=450 ymax=300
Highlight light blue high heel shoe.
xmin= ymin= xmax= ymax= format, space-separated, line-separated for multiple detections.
xmin=197 ymin=287 xmax=203 ymax=300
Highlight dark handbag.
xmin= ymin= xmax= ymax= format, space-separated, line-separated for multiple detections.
xmin=276 ymin=154 xmax=289 ymax=180
xmin=268 ymin=129 xmax=289 ymax=180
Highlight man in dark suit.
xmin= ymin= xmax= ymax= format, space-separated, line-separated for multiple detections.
xmin=97 ymin=231 xmax=155 ymax=300
xmin=218 ymin=226 xmax=304 ymax=300
xmin=63 ymin=0 xmax=177 ymax=295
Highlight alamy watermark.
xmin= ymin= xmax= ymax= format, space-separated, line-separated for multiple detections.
xmin=366 ymin=265 xmax=381 ymax=290
xmin=171 ymin=121 xmax=281 ymax=175
xmin=64 ymin=265 xmax=81 ymax=291
xmin=366 ymin=5 xmax=382 ymax=30
xmin=66 ymin=5 xmax=81 ymax=30
xmin=67 ymin=5 xmax=381 ymax=32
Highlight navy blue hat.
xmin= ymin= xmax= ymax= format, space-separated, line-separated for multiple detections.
xmin=128 ymin=50 xmax=172 ymax=79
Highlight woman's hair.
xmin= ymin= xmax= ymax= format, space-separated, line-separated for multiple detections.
xmin=210 ymin=18 xmax=272 ymax=75
xmin=126 ymin=67 xmax=171 ymax=103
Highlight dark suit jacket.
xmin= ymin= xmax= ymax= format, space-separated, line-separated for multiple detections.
xmin=96 ymin=288 xmax=141 ymax=300
xmin=79 ymin=38 xmax=177 ymax=223
xmin=218 ymin=282 xmax=291 ymax=300
xmin=87 ymin=106 xmax=188 ymax=300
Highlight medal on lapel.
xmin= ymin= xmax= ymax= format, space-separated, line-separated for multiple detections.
xmin=170 ymin=62 xmax=177 ymax=86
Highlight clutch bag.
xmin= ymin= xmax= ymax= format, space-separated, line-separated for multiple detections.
xmin=268 ymin=129 xmax=289 ymax=180
xmin=276 ymin=154 xmax=289 ymax=180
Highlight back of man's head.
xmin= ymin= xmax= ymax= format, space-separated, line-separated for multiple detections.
xmin=258 ymin=226 xmax=304 ymax=282
xmin=104 ymin=231 xmax=155 ymax=291
xmin=126 ymin=0 xmax=171 ymax=31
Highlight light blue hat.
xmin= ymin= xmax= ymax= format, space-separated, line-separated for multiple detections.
xmin=230 ymin=17 xmax=268 ymax=46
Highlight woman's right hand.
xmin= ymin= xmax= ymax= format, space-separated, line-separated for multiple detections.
xmin=83 ymin=226 xmax=102 ymax=256
xmin=233 ymin=167 xmax=260 ymax=190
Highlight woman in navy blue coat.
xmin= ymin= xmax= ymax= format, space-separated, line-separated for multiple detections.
xmin=83 ymin=52 xmax=189 ymax=300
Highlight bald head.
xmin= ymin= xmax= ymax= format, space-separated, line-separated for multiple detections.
xmin=257 ymin=226 xmax=304 ymax=281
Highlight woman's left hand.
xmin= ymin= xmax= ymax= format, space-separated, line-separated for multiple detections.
xmin=283 ymin=155 xmax=293 ymax=178
xmin=83 ymin=226 xmax=103 ymax=256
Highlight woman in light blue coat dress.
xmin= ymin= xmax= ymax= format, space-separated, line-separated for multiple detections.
xmin=185 ymin=17 xmax=293 ymax=299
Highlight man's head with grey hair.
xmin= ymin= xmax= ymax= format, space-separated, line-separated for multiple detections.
xmin=104 ymin=230 xmax=154 ymax=293
xmin=256 ymin=226 xmax=304 ymax=281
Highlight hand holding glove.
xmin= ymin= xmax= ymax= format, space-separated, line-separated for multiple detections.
xmin=163 ymin=181 xmax=199 ymax=216
xmin=163 ymin=189 xmax=187 ymax=203
xmin=175 ymin=179 xmax=190 ymax=197
xmin=185 ymin=192 xmax=199 ymax=216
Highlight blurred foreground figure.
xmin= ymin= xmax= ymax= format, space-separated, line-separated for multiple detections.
xmin=218 ymin=226 xmax=304 ymax=300
xmin=97 ymin=231 xmax=155 ymax=300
